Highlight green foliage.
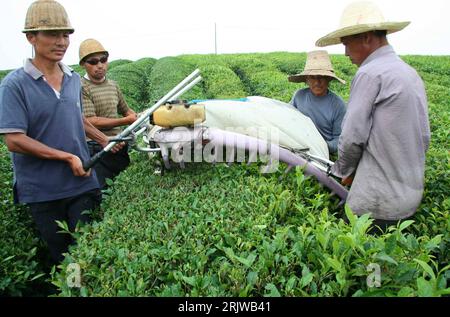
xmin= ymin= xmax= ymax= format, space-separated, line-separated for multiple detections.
xmin=0 ymin=142 xmax=46 ymax=296
xmin=264 ymin=51 xmax=307 ymax=74
xmin=108 ymin=59 xmax=133 ymax=70
xmin=179 ymin=55 xmax=247 ymax=99
xmin=223 ymin=55 xmax=297 ymax=102
xmin=69 ymin=64 xmax=84 ymax=76
xmin=0 ymin=69 xmax=13 ymax=83
xmin=195 ymin=64 xmax=248 ymax=99
xmin=133 ymin=58 xmax=157 ymax=75
xmin=410 ymin=107 xmax=450 ymax=266
xmin=1 ymin=53 xmax=449 ymax=297
xmin=52 ymin=158 xmax=449 ymax=297
xmin=147 ymin=57 xmax=206 ymax=106
xmin=108 ymin=58 xmax=156 ymax=111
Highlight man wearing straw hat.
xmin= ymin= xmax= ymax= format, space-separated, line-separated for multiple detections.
xmin=0 ymin=0 xmax=118 ymax=263
xmin=316 ymin=1 xmax=430 ymax=231
xmin=288 ymin=50 xmax=347 ymax=154
xmin=79 ymin=38 xmax=137 ymax=189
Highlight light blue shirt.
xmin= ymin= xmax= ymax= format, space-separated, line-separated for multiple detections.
xmin=290 ymin=88 xmax=346 ymax=153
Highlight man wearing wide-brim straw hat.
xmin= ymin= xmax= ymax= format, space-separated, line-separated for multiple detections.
xmin=289 ymin=50 xmax=347 ymax=154
xmin=315 ymin=1 xmax=430 ymax=232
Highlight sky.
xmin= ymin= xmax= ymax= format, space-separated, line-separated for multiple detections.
xmin=1 ymin=0 xmax=449 ymax=70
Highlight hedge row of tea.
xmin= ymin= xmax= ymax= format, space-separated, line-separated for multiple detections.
xmin=0 ymin=52 xmax=449 ymax=296
xmin=0 ymin=142 xmax=48 ymax=296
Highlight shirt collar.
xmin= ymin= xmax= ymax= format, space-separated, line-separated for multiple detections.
xmin=361 ymin=45 xmax=395 ymax=67
xmin=23 ymin=58 xmax=73 ymax=80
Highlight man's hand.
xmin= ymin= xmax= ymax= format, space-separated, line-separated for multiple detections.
xmin=110 ymin=141 xmax=126 ymax=153
xmin=341 ymin=174 xmax=354 ymax=186
xmin=67 ymin=154 xmax=91 ymax=177
xmin=126 ymin=112 xmax=138 ymax=124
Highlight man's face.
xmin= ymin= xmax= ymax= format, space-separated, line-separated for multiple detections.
xmin=27 ymin=31 xmax=70 ymax=62
xmin=341 ymin=34 xmax=368 ymax=66
xmin=306 ymin=75 xmax=330 ymax=97
xmin=83 ymin=53 xmax=108 ymax=82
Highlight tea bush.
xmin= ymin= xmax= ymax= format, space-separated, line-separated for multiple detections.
xmin=108 ymin=59 xmax=133 ymax=70
xmin=194 ymin=64 xmax=247 ymax=99
xmin=1 ymin=53 xmax=448 ymax=297
xmin=53 ymin=157 xmax=449 ymax=296
xmin=264 ymin=52 xmax=307 ymax=75
xmin=108 ymin=58 xmax=156 ymax=110
xmin=179 ymin=55 xmax=247 ymax=98
xmin=0 ymin=69 xmax=12 ymax=83
xmin=52 ymin=53 xmax=449 ymax=297
xmin=223 ymin=55 xmax=297 ymax=102
xmin=69 ymin=64 xmax=84 ymax=76
xmin=410 ymin=100 xmax=450 ymax=267
xmin=147 ymin=57 xmax=206 ymax=106
xmin=0 ymin=142 xmax=46 ymax=296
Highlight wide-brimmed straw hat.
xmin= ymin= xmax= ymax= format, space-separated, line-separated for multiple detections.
xmin=288 ymin=50 xmax=345 ymax=84
xmin=316 ymin=1 xmax=410 ymax=47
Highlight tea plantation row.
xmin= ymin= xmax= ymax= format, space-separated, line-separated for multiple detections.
xmin=0 ymin=52 xmax=449 ymax=296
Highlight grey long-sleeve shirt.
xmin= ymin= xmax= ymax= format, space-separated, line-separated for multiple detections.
xmin=291 ymin=88 xmax=346 ymax=153
xmin=332 ymin=45 xmax=430 ymax=220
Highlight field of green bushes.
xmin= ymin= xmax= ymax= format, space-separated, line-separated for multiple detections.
xmin=0 ymin=52 xmax=449 ymax=297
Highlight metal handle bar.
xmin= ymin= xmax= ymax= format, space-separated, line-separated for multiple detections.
xmin=83 ymin=69 xmax=202 ymax=171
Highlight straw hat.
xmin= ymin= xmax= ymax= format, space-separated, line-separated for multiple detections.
xmin=23 ymin=0 xmax=74 ymax=34
xmin=79 ymin=39 xmax=109 ymax=65
xmin=288 ymin=50 xmax=345 ymax=84
xmin=315 ymin=1 xmax=410 ymax=47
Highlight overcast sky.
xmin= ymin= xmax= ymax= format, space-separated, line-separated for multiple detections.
xmin=1 ymin=0 xmax=449 ymax=70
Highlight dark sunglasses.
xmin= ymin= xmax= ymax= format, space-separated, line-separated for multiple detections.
xmin=85 ymin=56 xmax=108 ymax=65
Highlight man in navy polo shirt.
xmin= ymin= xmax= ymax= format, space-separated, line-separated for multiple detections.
xmin=0 ymin=0 xmax=115 ymax=263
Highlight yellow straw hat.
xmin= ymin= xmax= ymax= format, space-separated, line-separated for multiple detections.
xmin=23 ymin=0 xmax=74 ymax=33
xmin=316 ymin=1 xmax=410 ymax=47
xmin=288 ymin=50 xmax=345 ymax=84
xmin=79 ymin=39 xmax=109 ymax=65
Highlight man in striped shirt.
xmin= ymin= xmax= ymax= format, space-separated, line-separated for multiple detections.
xmin=79 ymin=39 xmax=137 ymax=189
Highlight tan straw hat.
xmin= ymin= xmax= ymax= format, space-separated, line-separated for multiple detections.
xmin=315 ymin=1 xmax=410 ymax=47
xmin=23 ymin=0 xmax=74 ymax=33
xmin=79 ymin=39 xmax=109 ymax=65
xmin=288 ymin=50 xmax=346 ymax=84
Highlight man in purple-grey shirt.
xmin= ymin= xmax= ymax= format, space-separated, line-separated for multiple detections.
xmin=316 ymin=2 xmax=430 ymax=231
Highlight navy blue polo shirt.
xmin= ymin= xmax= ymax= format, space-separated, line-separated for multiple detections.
xmin=0 ymin=59 xmax=99 ymax=203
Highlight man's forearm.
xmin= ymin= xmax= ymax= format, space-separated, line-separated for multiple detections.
xmin=4 ymin=133 xmax=74 ymax=162
xmin=83 ymin=116 xmax=109 ymax=148
xmin=332 ymin=144 xmax=362 ymax=178
xmin=5 ymin=133 xmax=92 ymax=177
xmin=85 ymin=116 xmax=131 ymax=130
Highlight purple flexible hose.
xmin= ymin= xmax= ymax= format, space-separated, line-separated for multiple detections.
xmin=206 ymin=128 xmax=348 ymax=203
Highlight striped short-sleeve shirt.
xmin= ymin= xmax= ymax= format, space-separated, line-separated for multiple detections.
xmin=81 ymin=77 xmax=130 ymax=136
